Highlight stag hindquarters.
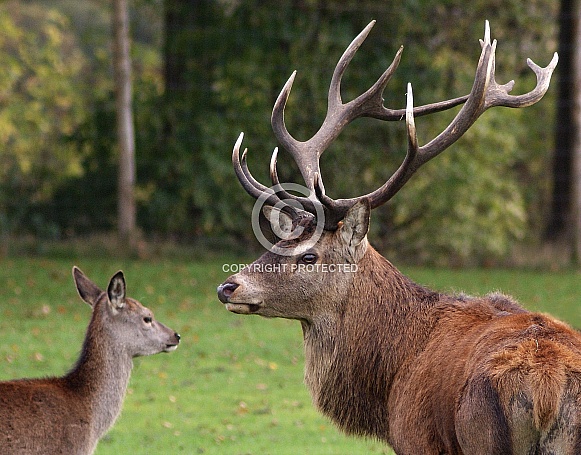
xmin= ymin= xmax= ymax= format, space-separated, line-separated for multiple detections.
xmin=389 ymin=308 xmax=581 ymax=455
xmin=457 ymin=375 xmax=581 ymax=455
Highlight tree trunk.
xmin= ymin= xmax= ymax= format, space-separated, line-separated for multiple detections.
xmin=572 ymin=0 xmax=581 ymax=261
xmin=112 ymin=0 xmax=136 ymax=240
xmin=547 ymin=0 xmax=574 ymax=243
xmin=546 ymin=0 xmax=581 ymax=263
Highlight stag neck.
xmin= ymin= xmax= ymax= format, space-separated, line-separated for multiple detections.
xmin=302 ymin=247 xmax=441 ymax=437
xmin=302 ymin=246 xmax=440 ymax=350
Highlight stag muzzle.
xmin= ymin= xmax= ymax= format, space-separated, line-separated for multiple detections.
xmin=217 ymin=281 xmax=263 ymax=314
xmin=217 ymin=282 xmax=239 ymax=303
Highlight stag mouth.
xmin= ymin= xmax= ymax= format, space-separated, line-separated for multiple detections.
xmin=224 ymin=302 xmax=261 ymax=314
xmin=218 ymin=282 xmax=262 ymax=314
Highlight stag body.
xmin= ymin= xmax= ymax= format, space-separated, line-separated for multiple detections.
xmin=0 ymin=268 xmax=180 ymax=455
xmin=217 ymin=21 xmax=576 ymax=454
xmin=223 ymin=208 xmax=581 ymax=454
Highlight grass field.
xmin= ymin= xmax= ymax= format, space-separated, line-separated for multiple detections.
xmin=1 ymin=257 xmax=581 ymax=454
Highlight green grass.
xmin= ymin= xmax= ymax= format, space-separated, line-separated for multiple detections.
xmin=1 ymin=257 xmax=581 ymax=454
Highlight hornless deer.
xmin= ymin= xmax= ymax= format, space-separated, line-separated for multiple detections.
xmin=216 ymin=22 xmax=574 ymax=454
xmin=0 ymin=267 xmax=180 ymax=455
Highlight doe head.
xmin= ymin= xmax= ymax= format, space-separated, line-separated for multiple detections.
xmin=73 ymin=267 xmax=180 ymax=357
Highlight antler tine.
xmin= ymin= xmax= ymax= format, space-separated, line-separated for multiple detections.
xmin=269 ymin=146 xmax=323 ymax=215
xmin=413 ymin=28 xmax=498 ymax=163
xmin=271 ymin=20 xmax=380 ymax=165
xmin=328 ymin=20 xmax=378 ymax=110
xmin=484 ymin=54 xmax=559 ymax=109
xmin=329 ymin=21 xmax=473 ymax=121
xmin=419 ymin=21 xmax=558 ymax=162
xmin=317 ymin=83 xmax=421 ymax=226
xmin=269 ymin=147 xmax=280 ymax=187
xmin=366 ymin=83 xmax=424 ymax=207
xmin=232 ymin=133 xmax=283 ymax=207
xmin=271 ymin=71 xmax=300 ymax=165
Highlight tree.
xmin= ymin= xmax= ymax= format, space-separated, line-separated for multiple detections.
xmin=572 ymin=0 xmax=581 ymax=261
xmin=112 ymin=0 xmax=136 ymax=239
xmin=547 ymin=0 xmax=581 ymax=263
xmin=2 ymin=0 xmax=560 ymax=264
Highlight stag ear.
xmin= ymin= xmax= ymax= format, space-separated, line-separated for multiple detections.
xmin=107 ymin=271 xmax=126 ymax=311
xmin=263 ymin=206 xmax=294 ymax=239
xmin=73 ymin=266 xmax=102 ymax=308
xmin=338 ymin=200 xmax=370 ymax=258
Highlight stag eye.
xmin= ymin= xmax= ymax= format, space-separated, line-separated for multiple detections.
xmin=143 ymin=316 xmax=153 ymax=324
xmin=300 ymin=253 xmax=318 ymax=264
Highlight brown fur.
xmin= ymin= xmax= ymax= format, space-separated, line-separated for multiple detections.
xmin=0 ymin=268 xmax=180 ymax=455
xmin=219 ymin=205 xmax=581 ymax=455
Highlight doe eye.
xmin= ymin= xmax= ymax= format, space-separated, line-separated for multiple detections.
xmin=143 ymin=317 xmax=153 ymax=324
xmin=300 ymin=253 xmax=317 ymax=264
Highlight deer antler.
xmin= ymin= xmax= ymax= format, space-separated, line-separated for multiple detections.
xmin=233 ymin=20 xmax=558 ymax=229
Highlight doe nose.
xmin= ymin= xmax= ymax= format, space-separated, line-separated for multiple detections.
xmin=217 ymin=282 xmax=239 ymax=303
xmin=175 ymin=333 xmax=181 ymax=342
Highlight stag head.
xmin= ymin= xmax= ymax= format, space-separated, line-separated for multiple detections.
xmin=218 ymin=21 xmax=557 ymax=321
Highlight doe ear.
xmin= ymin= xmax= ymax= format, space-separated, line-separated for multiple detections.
xmin=73 ymin=266 xmax=103 ymax=308
xmin=339 ymin=199 xmax=371 ymax=254
xmin=262 ymin=205 xmax=294 ymax=239
xmin=107 ymin=271 xmax=126 ymax=311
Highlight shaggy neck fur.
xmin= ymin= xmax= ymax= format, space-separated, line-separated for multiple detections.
xmin=302 ymin=246 xmax=442 ymax=440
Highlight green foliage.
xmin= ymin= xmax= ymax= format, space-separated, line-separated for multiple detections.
xmin=0 ymin=0 xmax=560 ymax=263
xmin=189 ymin=0 xmax=558 ymax=263
xmin=393 ymin=110 xmax=529 ymax=264
xmin=0 ymin=1 xmax=88 ymax=234
xmin=0 ymin=0 xmax=164 ymax=238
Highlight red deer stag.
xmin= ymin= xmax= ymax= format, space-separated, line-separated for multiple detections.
xmin=0 ymin=267 xmax=180 ymax=455
xmin=217 ymin=21 xmax=570 ymax=454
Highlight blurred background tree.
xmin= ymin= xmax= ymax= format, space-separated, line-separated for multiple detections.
xmin=546 ymin=0 xmax=580 ymax=262
xmin=112 ymin=0 xmax=137 ymax=241
xmin=0 ymin=0 xmax=565 ymax=265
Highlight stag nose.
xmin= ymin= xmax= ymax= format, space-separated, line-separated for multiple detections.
xmin=217 ymin=282 xmax=239 ymax=303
